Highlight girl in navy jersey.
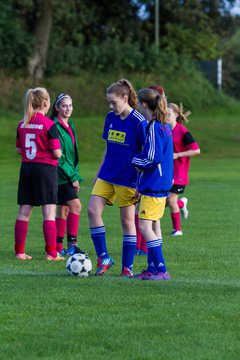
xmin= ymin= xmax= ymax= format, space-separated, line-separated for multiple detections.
xmin=14 ymin=87 xmax=64 ymax=260
xmin=50 ymin=93 xmax=84 ymax=256
xmin=167 ymin=103 xmax=200 ymax=236
xmin=132 ymin=88 xmax=173 ymax=280
xmin=135 ymin=85 xmax=166 ymax=256
xmin=88 ymin=79 xmax=147 ymax=277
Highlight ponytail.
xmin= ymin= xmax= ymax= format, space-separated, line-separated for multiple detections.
xmin=23 ymin=87 xmax=49 ymax=127
xmin=138 ymin=88 xmax=168 ymax=124
xmin=168 ymin=103 xmax=191 ymax=124
xmin=107 ymin=78 xmax=138 ymax=109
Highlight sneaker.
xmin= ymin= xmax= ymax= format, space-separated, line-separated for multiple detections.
xmin=142 ymin=271 xmax=170 ymax=281
xmin=46 ymin=253 xmax=65 ymax=261
xmin=65 ymin=245 xmax=87 ymax=256
xmin=138 ymin=250 xmax=148 ymax=256
xmin=180 ymin=197 xmax=189 ymax=219
xmin=171 ymin=230 xmax=183 ymax=236
xmin=120 ymin=267 xmax=133 ymax=277
xmin=15 ymin=253 xmax=32 ymax=260
xmin=96 ymin=256 xmax=114 ymax=276
xmin=58 ymin=249 xmax=67 ymax=258
xmin=132 ymin=269 xmax=154 ymax=279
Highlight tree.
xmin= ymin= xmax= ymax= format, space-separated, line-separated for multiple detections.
xmin=27 ymin=0 xmax=53 ymax=81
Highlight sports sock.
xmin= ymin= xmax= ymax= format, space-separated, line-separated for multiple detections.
xmin=67 ymin=212 xmax=79 ymax=247
xmin=56 ymin=218 xmax=66 ymax=252
xmin=14 ymin=219 xmax=28 ymax=254
xmin=171 ymin=211 xmax=181 ymax=231
xmin=90 ymin=226 xmax=108 ymax=259
xmin=122 ymin=235 xmax=137 ymax=271
xmin=135 ymin=214 xmax=148 ymax=253
xmin=43 ymin=220 xmax=57 ymax=257
xmin=147 ymin=249 xmax=157 ymax=273
xmin=177 ymin=199 xmax=184 ymax=208
xmin=147 ymin=239 xmax=167 ymax=273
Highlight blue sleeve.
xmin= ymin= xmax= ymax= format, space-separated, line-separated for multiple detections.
xmin=102 ymin=114 xmax=110 ymax=140
xmin=132 ymin=122 xmax=164 ymax=170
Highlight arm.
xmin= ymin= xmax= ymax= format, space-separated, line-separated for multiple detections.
xmin=16 ymin=147 xmax=22 ymax=155
xmin=53 ymin=149 xmax=62 ymax=159
xmin=174 ymin=148 xmax=200 ymax=160
xmin=92 ymin=148 xmax=107 ymax=185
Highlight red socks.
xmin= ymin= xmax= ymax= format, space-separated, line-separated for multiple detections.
xmin=43 ymin=220 xmax=57 ymax=257
xmin=135 ymin=214 xmax=148 ymax=252
xmin=177 ymin=199 xmax=184 ymax=209
xmin=171 ymin=212 xmax=181 ymax=231
xmin=14 ymin=219 xmax=28 ymax=254
xmin=67 ymin=212 xmax=79 ymax=237
xmin=56 ymin=218 xmax=67 ymax=252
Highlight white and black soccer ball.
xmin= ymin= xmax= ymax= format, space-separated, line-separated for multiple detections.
xmin=66 ymin=253 xmax=92 ymax=277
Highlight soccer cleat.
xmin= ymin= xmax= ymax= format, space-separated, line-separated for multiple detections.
xmin=65 ymin=245 xmax=87 ymax=256
xmin=142 ymin=271 xmax=170 ymax=281
xmin=15 ymin=253 xmax=32 ymax=260
xmin=171 ymin=230 xmax=183 ymax=236
xmin=46 ymin=253 xmax=65 ymax=261
xmin=95 ymin=256 xmax=114 ymax=276
xmin=120 ymin=267 xmax=133 ymax=277
xmin=132 ymin=269 xmax=154 ymax=279
xmin=180 ymin=197 xmax=189 ymax=219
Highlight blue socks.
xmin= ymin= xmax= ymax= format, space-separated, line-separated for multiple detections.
xmin=90 ymin=226 xmax=108 ymax=259
xmin=122 ymin=235 xmax=137 ymax=271
xmin=147 ymin=239 xmax=167 ymax=273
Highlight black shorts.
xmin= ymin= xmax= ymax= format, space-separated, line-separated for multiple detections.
xmin=58 ymin=183 xmax=78 ymax=205
xmin=170 ymin=184 xmax=186 ymax=195
xmin=17 ymin=162 xmax=58 ymax=206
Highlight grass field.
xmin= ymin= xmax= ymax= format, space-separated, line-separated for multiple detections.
xmin=1 ymin=154 xmax=240 ymax=359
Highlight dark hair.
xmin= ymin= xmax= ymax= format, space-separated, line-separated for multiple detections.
xmin=149 ymin=85 xmax=165 ymax=96
xmin=138 ymin=88 xmax=168 ymax=124
xmin=106 ymin=79 xmax=138 ymax=109
xmin=49 ymin=93 xmax=72 ymax=119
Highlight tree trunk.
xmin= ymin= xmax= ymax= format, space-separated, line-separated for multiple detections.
xmin=28 ymin=0 xmax=53 ymax=82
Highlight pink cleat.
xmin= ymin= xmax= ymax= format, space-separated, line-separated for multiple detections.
xmin=16 ymin=253 xmax=32 ymax=260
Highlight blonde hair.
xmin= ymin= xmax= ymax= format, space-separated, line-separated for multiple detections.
xmin=23 ymin=87 xmax=49 ymax=127
xmin=168 ymin=103 xmax=191 ymax=124
xmin=106 ymin=79 xmax=138 ymax=109
xmin=138 ymin=88 xmax=168 ymax=124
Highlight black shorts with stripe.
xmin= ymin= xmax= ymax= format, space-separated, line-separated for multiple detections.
xmin=17 ymin=162 xmax=58 ymax=206
xmin=57 ymin=183 xmax=78 ymax=205
xmin=170 ymin=184 xmax=186 ymax=195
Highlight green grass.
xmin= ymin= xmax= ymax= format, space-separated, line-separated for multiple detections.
xmin=1 ymin=156 xmax=240 ymax=360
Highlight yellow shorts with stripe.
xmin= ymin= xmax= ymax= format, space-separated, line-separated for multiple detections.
xmin=91 ymin=178 xmax=138 ymax=208
xmin=138 ymin=195 xmax=167 ymax=221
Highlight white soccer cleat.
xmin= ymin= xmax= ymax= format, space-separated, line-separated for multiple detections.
xmin=171 ymin=230 xmax=183 ymax=236
xmin=180 ymin=197 xmax=189 ymax=219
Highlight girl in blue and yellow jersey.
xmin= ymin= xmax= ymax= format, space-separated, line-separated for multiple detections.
xmin=88 ymin=79 xmax=147 ymax=277
xmin=132 ymin=88 xmax=173 ymax=280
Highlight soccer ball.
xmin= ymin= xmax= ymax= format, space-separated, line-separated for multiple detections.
xmin=66 ymin=253 xmax=92 ymax=277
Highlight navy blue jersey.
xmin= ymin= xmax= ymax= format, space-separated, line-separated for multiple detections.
xmin=98 ymin=110 xmax=147 ymax=188
xmin=132 ymin=120 xmax=173 ymax=197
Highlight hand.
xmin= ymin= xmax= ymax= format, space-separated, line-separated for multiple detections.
xmin=135 ymin=190 xmax=141 ymax=200
xmin=72 ymin=180 xmax=80 ymax=193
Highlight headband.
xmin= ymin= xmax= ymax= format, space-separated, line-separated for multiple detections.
xmin=55 ymin=93 xmax=71 ymax=105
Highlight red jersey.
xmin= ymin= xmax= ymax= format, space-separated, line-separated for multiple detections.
xmin=16 ymin=112 xmax=61 ymax=166
xmin=172 ymin=122 xmax=199 ymax=185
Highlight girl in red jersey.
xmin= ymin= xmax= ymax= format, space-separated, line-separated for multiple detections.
xmin=14 ymin=87 xmax=64 ymax=260
xmin=167 ymin=103 xmax=200 ymax=236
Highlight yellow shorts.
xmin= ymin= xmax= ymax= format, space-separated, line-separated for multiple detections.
xmin=138 ymin=195 xmax=167 ymax=221
xmin=91 ymin=178 xmax=137 ymax=208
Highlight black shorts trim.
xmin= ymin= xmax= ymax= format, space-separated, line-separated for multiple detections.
xmin=170 ymin=184 xmax=185 ymax=195
xmin=17 ymin=162 xmax=58 ymax=206
xmin=58 ymin=183 xmax=78 ymax=205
